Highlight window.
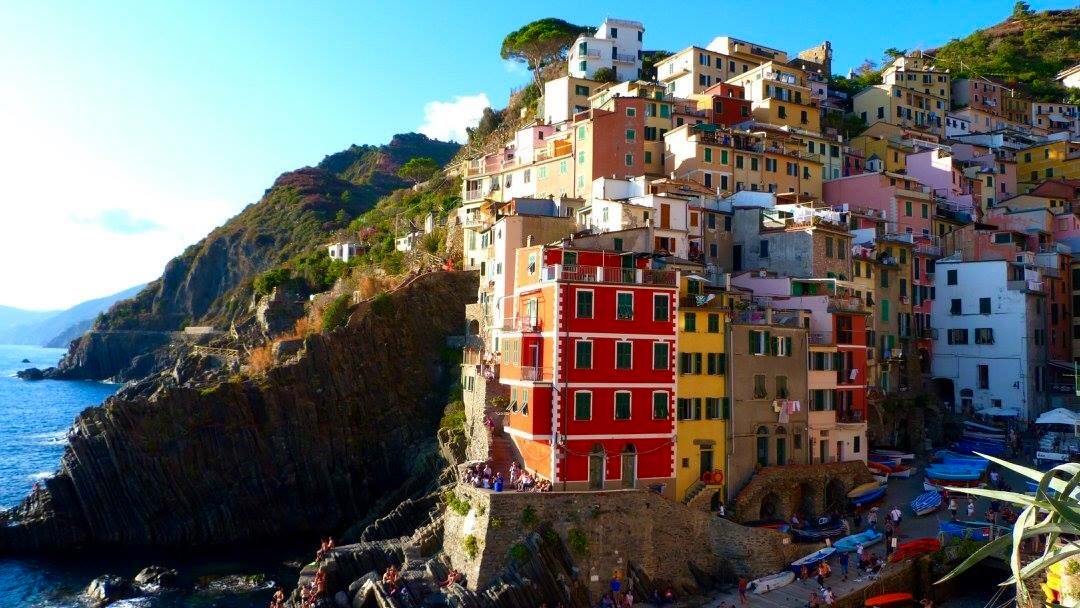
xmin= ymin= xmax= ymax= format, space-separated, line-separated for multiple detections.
xmin=644 ymin=151 xmax=652 ymax=164
xmin=776 ymin=375 xmax=789 ymax=399
xmin=979 ymin=297 xmax=991 ymax=314
xmin=647 ymin=293 xmax=669 ymax=322
xmin=707 ymin=313 xmax=720 ymax=333
xmin=977 ymin=365 xmax=989 ymax=389
xmin=706 ymin=352 xmax=726 ymax=375
xmin=947 ymin=328 xmax=969 ymax=344
xmin=947 ymin=269 xmax=957 ymax=285
xmin=625 ymin=129 xmax=636 ymax=140
xmin=575 ymin=85 xmax=590 ymax=96
xmin=905 ymin=201 xmax=912 ymax=217
xmin=950 ymin=299 xmax=962 ymax=315
xmin=705 ymin=398 xmax=720 ymax=420
xmin=574 ymin=392 xmax=592 ymax=420
xmin=975 ymin=328 xmax=994 ymax=344
xmin=684 ymin=312 xmax=697 ymax=332
xmin=677 ymin=398 xmax=692 ymax=420
xmin=614 ymin=392 xmax=631 ymax=420
xmin=704 ymin=148 xmax=712 ymax=162
xmin=575 ymin=340 xmax=592 ymax=369
xmin=653 ymin=392 xmax=669 ymax=419
xmin=760 ymin=240 xmax=770 ymax=257
xmin=775 ymin=335 xmax=793 ymax=356
xmin=617 ymin=292 xmax=633 ymax=320
xmin=824 ymin=236 xmax=834 ymax=258
xmin=749 ymin=330 xmax=769 ymax=355
xmin=624 ymin=153 xmax=633 ymax=166
xmin=753 ymin=374 xmax=767 ymax=399
xmin=653 ymin=342 xmax=669 ymax=370
xmin=576 ymin=290 xmax=593 ymax=318
xmin=615 ymin=342 xmax=633 ymax=370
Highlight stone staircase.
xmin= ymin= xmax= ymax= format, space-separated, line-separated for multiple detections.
xmin=487 ymin=431 xmax=520 ymax=481
xmin=681 ymin=481 xmax=707 ymax=505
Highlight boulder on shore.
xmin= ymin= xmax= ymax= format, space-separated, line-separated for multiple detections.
xmin=16 ymin=367 xmax=45 ymax=381
xmin=134 ymin=565 xmax=179 ymax=590
xmin=85 ymin=574 xmax=132 ymax=605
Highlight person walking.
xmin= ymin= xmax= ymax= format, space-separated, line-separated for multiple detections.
xmin=867 ymin=507 xmax=878 ymax=530
xmin=966 ymin=498 xmax=976 ymax=519
xmin=839 ymin=550 xmax=849 ymax=581
xmin=948 ymin=497 xmax=958 ymax=519
xmin=884 ymin=522 xmax=894 ymax=556
xmin=738 ymin=576 xmax=748 ymax=606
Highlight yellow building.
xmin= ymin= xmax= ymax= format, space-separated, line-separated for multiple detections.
xmin=1017 ymin=140 xmax=1080 ymax=191
xmin=848 ymin=126 xmax=917 ymax=174
xmin=674 ymin=274 xmax=729 ymax=504
xmin=655 ymin=37 xmax=789 ymax=99
xmin=727 ymin=61 xmax=821 ymax=133
xmin=881 ymin=52 xmax=951 ymax=108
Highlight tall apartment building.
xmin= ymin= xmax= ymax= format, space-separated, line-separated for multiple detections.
xmin=568 ymin=18 xmax=645 ymax=82
xmin=655 ymin=37 xmax=789 ymax=99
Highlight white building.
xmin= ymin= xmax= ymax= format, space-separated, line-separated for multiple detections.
xmin=1058 ymin=63 xmax=1080 ymax=90
xmin=1031 ymin=101 xmax=1080 ymax=136
xmin=945 ymin=112 xmax=972 ymax=139
xmin=578 ymin=176 xmax=703 ymax=259
xmin=567 ymin=18 xmax=644 ymax=82
xmin=327 ymin=241 xmax=361 ymax=262
xmin=930 ymin=258 xmax=1048 ymax=421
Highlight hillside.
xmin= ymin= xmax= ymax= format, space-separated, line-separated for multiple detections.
xmin=0 ymin=306 xmax=56 ymax=340
xmin=0 ymin=285 xmax=144 ymax=347
xmin=930 ymin=7 xmax=1080 ymax=100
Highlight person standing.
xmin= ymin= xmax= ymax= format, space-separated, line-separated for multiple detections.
xmin=948 ymin=497 xmax=958 ymax=519
xmin=839 ymin=550 xmax=849 ymax=581
xmin=884 ymin=522 xmax=894 ymax=556
xmin=966 ymin=498 xmax=976 ymax=519
xmin=738 ymin=576 xmax=748 ymax=606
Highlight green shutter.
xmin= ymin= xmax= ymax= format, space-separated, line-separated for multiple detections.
xmin=718 ymin=353 xmax=727 ymax=374
xmin=764 ymin=331 xmax=773 ymax=355
xmin=722 ymin=397 xmax=731 ymax=420
xmin=785 ymin=336 xmax=793 ymax=356
xmin=749 ymin=331 xmax=756 ymax=354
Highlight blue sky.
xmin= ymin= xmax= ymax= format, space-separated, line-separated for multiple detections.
xmin=0 ymin=0 xmax=1069 ymax=310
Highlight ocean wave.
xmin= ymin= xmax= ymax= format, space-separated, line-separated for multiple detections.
xmin=29 ymin=430 xmax=70 ymax=445
xmin=29 ymin=471 xmax=54 ymax=481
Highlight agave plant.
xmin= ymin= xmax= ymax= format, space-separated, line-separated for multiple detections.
xmin=939 ymin=453 xmax=1080 ymax=607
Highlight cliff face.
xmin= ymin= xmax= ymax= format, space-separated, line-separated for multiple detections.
xmin=0 ymin=271 xmax=476 ymax=552
xmin=48 ymin=133 xmax=459 ymax=381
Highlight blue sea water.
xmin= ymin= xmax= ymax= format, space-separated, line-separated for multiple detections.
xmin=0 ymin=345 xmax=300 ymax=607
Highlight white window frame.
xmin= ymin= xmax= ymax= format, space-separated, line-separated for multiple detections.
xmin=616 ymin=291 xmax=634 ymax=320
xmin=575 ymin=339 xmax=593 ymax=369
xmin=651 ymin=390 xmax=670 ymax=420
xmin=614 ymin=390 xmax=633 ymax=420
xmin=615 ymin=340 xmax=634 ymax=370
xmin=574 ymin=390 xmax=593 ymax=421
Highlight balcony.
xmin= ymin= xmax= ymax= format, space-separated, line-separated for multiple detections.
xmin=464 ymin=189 xmax=484 ymax=203
xmin=680 ymin=295 xmax=728 ymax=310
xmin=580 ymin=49 xmax=601 ymax=59
xmin=809 ymin=331 xmax=834 ymax=345
xmin=1007 ymin=279 xmax=1045 ymax=294
xmin=520 ymin=366 xmax=552 ymax=382
xmin=837 ymin=410 xmax=866 ymax=424
xmin=502 ymin=316 xmax=543 ymax=332
xmin=613 ymin=53 xmax=637 ymax=64
xmin=828 ymin=296 xmax=867 ymax=313
xmin=543 ymin=264 xmax=677 ymax=287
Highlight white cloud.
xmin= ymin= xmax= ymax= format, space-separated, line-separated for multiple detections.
xmin=418 ymin=93 xmax=490 ymax=143
xmin=0 ymin=86 xmax=238 ymax=310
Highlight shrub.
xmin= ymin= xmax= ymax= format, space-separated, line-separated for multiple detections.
xmin=566 ymin=529 xmax=588 ymax=555
xmin=463 ymin=534 xmax=479 ymax=560
xmin=254 ymin=267 xmax=291 ymax=296
xmin=521 ymin=505 xmax=539 ymax=528
xmin=510 ymin=542 xmax=529 ymax=563
xmin=371 ymin=292 xmax=393 ymax=316
xmin=444 ymin=491 xmax=471 ymax=516
xmin=321 ymin=294 xmax=351 ymax=332
xmin=246 ymin=344 xmax=273 ymax=375
xmin=593 ymin=67 xmax=617 ymax=83
xmin=440 ymin=400 xmax=466 ymax=432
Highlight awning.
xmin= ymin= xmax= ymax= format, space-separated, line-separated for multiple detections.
xmin=1035 ymin=408 xmax=1080 ymax=426
xmin=975 ymin=406 xmax=1021 ymax=418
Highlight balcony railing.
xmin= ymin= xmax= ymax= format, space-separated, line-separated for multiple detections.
xmin=502 ymin=316 xmax=542 ymax=332
xmin=520 ymin=366 xmax=552 ymax=382
xmin=464 ymin=189 xmax=483 ymax=202
xmin=1007 ymin=279 xmax=1045 ymax=293
xmin=828 ymin=297 xmax=867 ymax=313
xmin=613 ymin=53 xmax=637 ymax=64
xmin=543 ymin=264 xmax=677 ymax=287
xmin=809 ymin=331 xmax=833 ymax=345
xmin=580 ymin=49 xmax=601 ymax=59
xmin=838 ymin=410 xmax=865 ymax=424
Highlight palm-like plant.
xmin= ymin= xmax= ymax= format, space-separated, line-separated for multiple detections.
xmin=940 ymin=453 xmax=1080 ymax=607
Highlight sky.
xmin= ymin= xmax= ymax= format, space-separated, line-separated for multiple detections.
xmin=0 ymin=0 xmax=1070 ymax=311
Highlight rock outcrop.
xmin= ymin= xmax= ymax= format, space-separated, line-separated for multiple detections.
xmin=0 ymin=271 xmax=477 ymax=552
xmin=45 ymin=330 xmax=174 ymax=381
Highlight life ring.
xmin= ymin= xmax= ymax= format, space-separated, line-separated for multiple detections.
xmin=713 ymin=470 xmax=724 ymax=485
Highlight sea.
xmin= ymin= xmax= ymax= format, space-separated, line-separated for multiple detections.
xmin=0 ymin=345 xmax=300 ymax=608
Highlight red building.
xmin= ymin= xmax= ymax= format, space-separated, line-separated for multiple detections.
xmin=699 ymin=82 xmax=751 ymax=127
xmin=499 ymin=244 xmax=678 ymax=493
xmin=834 ymin=311 xmax=869 ymax=425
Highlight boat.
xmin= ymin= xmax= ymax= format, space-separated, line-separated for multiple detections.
xmin=940 ymin=520 xmax=1011 ymax=542
xmin=866 ymin=460 xmax=893 ymax=475
xmin=833 ymin=529 xmax=883 ymax=553
xmin=852 ymin=485 xmax=887 ymax=506
xmin=749 ymin=570 xmax=795 ymax=594
xmin=889 ymin=538 xmax=941 ymax=562
xmin=954 ymin=439 xmax=1007 ymax=456
xmin=933 ymin=450 xmax=988 ymax=465
xmin=864 ymin=592 xmax=914 ymax=607
xmin=790 ymin=520 xmax=847 ymax=543
xmin=872 ymin=474 xmax=889 ymax=485
xmin=848 ymin=481 xmax=884 ymax=499
xmin=890 ymin=465 xmax=916 ymax=478
xmin=963 ymin=430 xmax=1007 ymax=442
xmin=963 ymin=420 xmax=1006 ymax=433
xmin=741 ymin=519 xmax=792 ymax=533
xmin=910 ymin=490 xmax=942 ymax=516
xmin=923 ymin=478 xmax=985 ymax=492
xmin=789 ymin=547 xmax=836 ymax=573
xmin=924 ymin=467 xmax=983 ymax=481
xmin=870 ymin=449 xmax=915 ymax=462
xmin=868 ymin=454 xmax=902 ymax=467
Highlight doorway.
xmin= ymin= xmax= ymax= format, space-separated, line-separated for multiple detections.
xmin=620 ymin=444 xmax=637 ymax=489
xmin=733 ymin=245 xmax=743 ymax=272
xmin=589 ymin=444 xmax=605 ymax=489
xmin=836 ymin=440 xmax=844 ymax=463
xmin=699 ymin=447 xmax=715 ymax=481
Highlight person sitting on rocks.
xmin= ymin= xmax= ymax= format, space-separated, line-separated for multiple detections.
xmin=439 ymin=568 xmax=461 ymax=588
xmin=269 ymin=588 xmax=285 ymax=608
xmin=382 ymin=565 xmax=399 ymax=595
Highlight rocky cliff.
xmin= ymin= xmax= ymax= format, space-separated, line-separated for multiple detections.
xmin=0 ymin=271 xmax=476 ymax=552
xmin=46 ymin=133 xmax=459 ymax=382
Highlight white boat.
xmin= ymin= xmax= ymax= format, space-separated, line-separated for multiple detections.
xmin=963 ymin=420 xmax=1006 ymax=433
xmin=873 ymin=474 xmax=890 ymax=485
xmin=891 ymin=465 xmax=916 ymax=478
xmin=924 ymin=478 xmax=985 ymax=492
xmin=871 ymin=449 xmax=916 ymax=462
xmin=963 ymin=430 xmax=1006 ymax=442
xmin=750 ymin=570 xmax=795 ymax=594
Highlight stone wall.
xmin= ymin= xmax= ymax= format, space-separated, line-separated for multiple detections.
xmin=732 ymin=461 xmax=875 ymax=522
xmin=443 ymin=485 xmax=807 ymax=601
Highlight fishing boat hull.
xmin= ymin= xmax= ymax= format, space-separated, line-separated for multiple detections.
xmin=866 ymin=461 xmax=892 ymax=475
xmin=789 ymin=547 xmax=836 ymax=573
xmin=741 ymin=519 xmax=792 ymax=533
xmin=923 ymin=467 xmax=983 ymax=481
xmin=890 ymin=465 xmax=915 ymax=478
xmin=852 ymin=485 xmax=887 ymax=506
xmin=750 ymin=571 xmax=795 ymax=594
xmin=864 ymin=592 xmax=914 ymax=606
xmin=889 ymin=539 xmax=941 ymax=562
xmin=963 ymin=430 xmax=1007 ymax=442
xmin=790 ymin=523 xmax=846 ymax=544
xmin=848 ymin=481 xmax=884 ymax=499
xmin=940 ymin=520 xmax=1010 ymax=542
xmin=870 ymin=449 xmax=915 ymax=462
xmin=910 ymin=490 xmax=942 ymax=516
xmin=923 ymin=478 xmax=985 ymax=491
xmin=833 ymin=530 xmax=883 ymax=553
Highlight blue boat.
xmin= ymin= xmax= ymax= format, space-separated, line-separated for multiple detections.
xmin=940 ymin=520 xmax=1011 ymax=542
xmin=934 ymin=450 xmax=988 ymax=464
xmin=790 ymin=519 xmax=846 ymax=543
xmin=924 ymin=466 xmax=983 ymax=481
xmin=789 ymin=547 xmax=836 ymax=574
xmin=832 ymin=529 xmax=883 ymax=553
xmin=1025 ymin=480 xmax=1059 ymax=496
xmin=910 ymin=490 xmax=942 ymax=516
xmin=851 ymin=485 xmax=887 ymax=506
xmin=954 ymin=440 xmax=1006 ymax=456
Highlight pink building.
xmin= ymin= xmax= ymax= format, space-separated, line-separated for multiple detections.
xmin=905 ymin=149 xmax=977 ymax=212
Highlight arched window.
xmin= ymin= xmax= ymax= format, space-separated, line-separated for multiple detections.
xmin=776 ymin=426 xmax=787 ymax=434
xmin=756 ymin=426 xmax=769 ymax=435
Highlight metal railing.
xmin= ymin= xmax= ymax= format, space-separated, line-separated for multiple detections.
xmin=520 ymin=366 xmax=552 ymax=382
xmin=502 ymin=316 xmax=542 ymax=332
xmin=809 ymin=331 xmax=833 ymax=344
xmin=543 ymin=264 xmax=677 ymax=287
xmin=828 ymin=297 xmax=867 ymax=313
xmin=1007 ymin=280 xmax=1045 ymax=293
xmin=613 ymin=53 xmax=637 ymax=64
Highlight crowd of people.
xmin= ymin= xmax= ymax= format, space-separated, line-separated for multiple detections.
xmin=463 ymin=460 xmax=553 ymax=492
